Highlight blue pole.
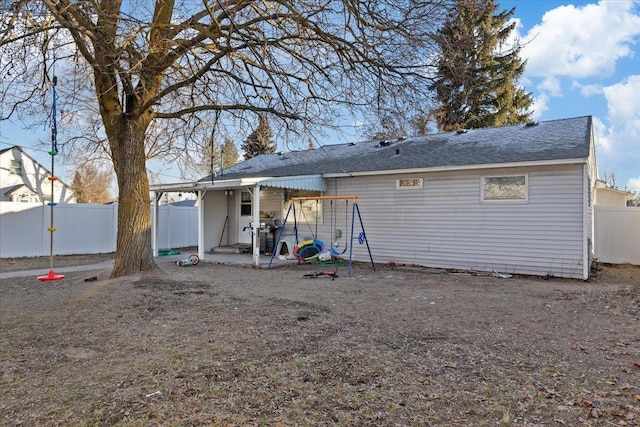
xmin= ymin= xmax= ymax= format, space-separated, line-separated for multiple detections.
xmin=355 ymin=203 xmax=376 ymax=272
xmin=348 ymin=202 xmax=356 ymax=276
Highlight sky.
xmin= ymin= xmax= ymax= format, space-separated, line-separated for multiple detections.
xmin=500 ymin=0 xmax=640 ymax=191
xmin=1 ymin=0 xmax=639 ymax=191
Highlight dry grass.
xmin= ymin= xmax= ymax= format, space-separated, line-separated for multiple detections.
xmin=1 ymin=260 xmax=639 ymax=426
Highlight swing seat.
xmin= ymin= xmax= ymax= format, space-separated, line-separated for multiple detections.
xmin=293 ymin=239 xmax=325 ymax=261
xmin=330 ymin=247 xmax=347 ymax=257
xmin=38 ymin=270 xmax=65 ymax=281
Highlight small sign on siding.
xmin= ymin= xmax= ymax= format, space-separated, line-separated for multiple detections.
xmin=396 ymin=178 xmax=423 ymax=189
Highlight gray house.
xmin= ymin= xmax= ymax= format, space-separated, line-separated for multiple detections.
xmin=152 ymin=116 xmax=597 ymax=279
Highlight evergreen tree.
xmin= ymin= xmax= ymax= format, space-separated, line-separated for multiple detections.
xmin=200 ymin=137 xmax=239 ymax=175
xmin=200 ymin=137 xmax=222 ymax=175
xmin=430 ymin=0 xmax=533 ymax=131
xmin=241 ymin=116 xmax=277 ymax=159
xmin=221 ymin=138 xmax=239 ymax=169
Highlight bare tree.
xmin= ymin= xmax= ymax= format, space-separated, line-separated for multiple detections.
xmin=70 ymin=163 xmax=113 ymax=204
xmin=1 ymin=0 xmax=450 ymax=277
xmin=601 ymin=171 xmax=617 ymax=189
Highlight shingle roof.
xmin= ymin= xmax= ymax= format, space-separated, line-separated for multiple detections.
xmin=200 ymin=116 xmax=592 ymax=182
xmin=4 ymin=183 xmax=36 ymax=195
xmin=0 ymin=146 xmax=15 ymax=155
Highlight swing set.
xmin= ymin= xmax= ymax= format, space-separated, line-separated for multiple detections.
xmin=268 ymin=195 xmax=375 ymax=277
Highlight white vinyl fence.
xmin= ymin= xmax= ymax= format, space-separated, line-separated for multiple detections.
xmin=594 ymin=206 xmax=640 ymax=265
xmin=0 ymin=202 xmax=198 ymax=258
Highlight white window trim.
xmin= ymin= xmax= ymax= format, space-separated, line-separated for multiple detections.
xmin=396 ymin=177 xmax=423 ymax=190
xmin=481 ymin=174 xmax=528 ymax=203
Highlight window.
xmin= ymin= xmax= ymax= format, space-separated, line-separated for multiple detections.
xmin=10 ymin=160 xmax=22 ymax=175
xmin=288 ymin=190 xmax=323 ymax=224
xmin=482 ymin=175 xmax=527 ymax=202
xmin=297 ymin=198 xmax=323 ymax=225
xmin=240 ymin=191 xmax=252 ymax=215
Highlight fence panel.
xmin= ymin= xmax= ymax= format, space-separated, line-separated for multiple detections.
xmin=52 ymin=204 xmax=119 ymax=255
xmin=155 ymin=205 xmax=199 ymax=249
xmin=0 ymin=202 xmax=45 ymax=257
xmin=0 ymin=202 xmax=198 ymax=258
xmin=594 ymin=206 xmax=640 ymax=265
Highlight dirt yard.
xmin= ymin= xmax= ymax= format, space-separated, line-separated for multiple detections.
xmin=1 ymin=255 xmax=639 ymax=426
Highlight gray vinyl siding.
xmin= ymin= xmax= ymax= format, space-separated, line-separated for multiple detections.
xmin=323 ymin=164 xmax=587 ymax=279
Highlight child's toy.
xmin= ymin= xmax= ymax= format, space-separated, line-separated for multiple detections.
xmin=176 ymin=254 xmax=200 ymax=266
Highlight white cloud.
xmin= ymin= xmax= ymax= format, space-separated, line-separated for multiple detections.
xmin=592 ymin=116 xmax=612 ymax=153
xmin=537 ymin=77 xmax=562 ymax=97
xmin=519 ymin=1 xmax=640 ymax=78
xmin=603 ymin=75 xmax=640 ymax=124
xmin=593 ymin=76 xmax=640 ymax=183
xmin=530 ymin=93 xmax=549 ymax=120
xmin=626 ymin=177 xmax=640 ymax=192
xmin=572 ymin=82 xmax=602 ymax=97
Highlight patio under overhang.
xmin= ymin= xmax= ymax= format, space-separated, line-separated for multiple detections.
xmin=150 ymin=174 xmax=327 ymax=267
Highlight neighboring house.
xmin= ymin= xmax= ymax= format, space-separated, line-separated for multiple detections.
xmin=152 ymin=116 xmax=598 ymax=279
xmin=0 ymin=146 xmax=75 ymax=203
xmin=594 ymin=180 xmax=634 ymax=207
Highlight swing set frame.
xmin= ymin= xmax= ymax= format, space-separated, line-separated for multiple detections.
xmin=268 ymin=195 xmax=375 ymax=277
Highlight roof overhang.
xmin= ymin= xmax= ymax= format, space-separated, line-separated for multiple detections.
xmin=150 ymin=174 xmax=326 ymax=193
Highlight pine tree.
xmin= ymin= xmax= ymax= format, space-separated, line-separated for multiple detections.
xmin=430 ymin=0 xmax=533 ymax=131
xmin=200 ymin=137 xmax=222 ymax=175
xmin=200 ymin=137 xmax=239 ymax=175
xmin=241 ymin=115 xmax=277 ymax=159
xmin=221 ymin=138 xmax=239 ymax=169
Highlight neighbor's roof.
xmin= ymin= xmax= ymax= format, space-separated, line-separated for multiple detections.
xmin=200 ymin=116 xmax=593 ymax=182
xmin=4 ymin=183 xmax=36 ymax=195
xmin=0 ymin=146 xmax=16 ymax=155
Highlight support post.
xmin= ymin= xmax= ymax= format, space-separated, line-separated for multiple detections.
xmin=252 ymin=185 xmax=261 ymax=268
xmin=152 ymin=192 xmax=162 ymax=257
xmin=197 ymin=190 xmax=206 ymax=261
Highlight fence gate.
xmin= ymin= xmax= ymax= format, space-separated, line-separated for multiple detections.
xmin=594 ymin=206 xmax=640 ymax=265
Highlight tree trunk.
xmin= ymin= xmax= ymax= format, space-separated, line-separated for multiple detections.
xmin=109 ymin=116 xmax=157 ymax=278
